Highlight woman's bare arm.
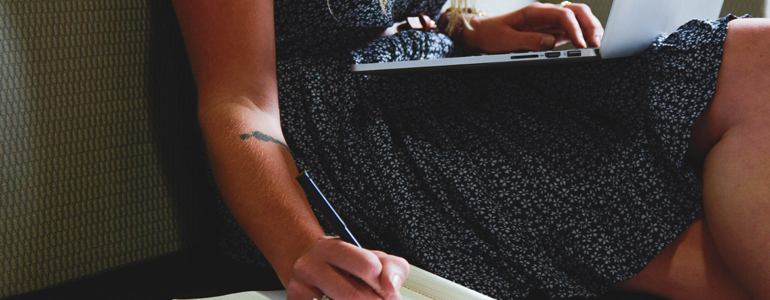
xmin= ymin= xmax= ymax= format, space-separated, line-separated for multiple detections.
xmin=172 ymin=1 xmax=408 ymax=299
xmin=172 ymin=0 xmax=324 ymax=284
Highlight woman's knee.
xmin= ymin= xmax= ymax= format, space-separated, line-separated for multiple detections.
xmin=724 ymin=18 xmax=770 ymax=55
xmin=688 ymin=18 xmax=770 ymax=162
xmin=714 ymin=19 xmax=770 ymax=125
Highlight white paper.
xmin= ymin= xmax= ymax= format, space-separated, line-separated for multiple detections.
xmin=175 ymin=264 xmax=495 ymax=300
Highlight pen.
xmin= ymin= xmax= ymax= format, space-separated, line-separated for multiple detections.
xmin=296 ymin=171 xmax=361 ymax=247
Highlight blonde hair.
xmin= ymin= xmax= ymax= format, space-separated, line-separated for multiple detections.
xmin=379 ymin=0 xmax=389 ymax=14
xmin=444 ymin=0 xmax=477 ymax=35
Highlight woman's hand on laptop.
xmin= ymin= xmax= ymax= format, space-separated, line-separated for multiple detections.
xmin=461 ymin=2 xmax=604 ymax=54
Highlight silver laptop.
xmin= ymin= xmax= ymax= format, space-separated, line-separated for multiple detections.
xmin=351 ymin=0 xmax=724 ymax=74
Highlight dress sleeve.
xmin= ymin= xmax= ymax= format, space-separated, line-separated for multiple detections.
xmin=351 ymin=30 xmax=457 ymax=64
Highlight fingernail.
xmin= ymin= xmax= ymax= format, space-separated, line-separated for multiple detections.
xmin=391 ymin=274 xmax=402 ymax=290
xmin=578 ymin=34 xmax=587 ymax=48
xmin=541 ymin=35 xmax=555 ymax=50
xmin=595 ymin=34 xmax=603 ymax=46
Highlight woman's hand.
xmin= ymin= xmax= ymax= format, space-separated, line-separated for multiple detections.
xmin=461 ymin=2 xmax=604 ymax=54
xmin=286 ymin=236 xmax=410 ymax=300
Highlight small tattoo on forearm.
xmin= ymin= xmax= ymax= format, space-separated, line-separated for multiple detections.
xmin=240 ymin=131 xmax=289 ymax=150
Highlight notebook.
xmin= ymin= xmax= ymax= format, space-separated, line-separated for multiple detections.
xmin=350 ymin=0 xmax=724 ymax=74
xmin=174 ymin=264 xmax=496 ymax=300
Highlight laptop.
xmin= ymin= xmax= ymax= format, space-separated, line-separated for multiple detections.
xmin=351 ymin=0 xmax=724 ymax=74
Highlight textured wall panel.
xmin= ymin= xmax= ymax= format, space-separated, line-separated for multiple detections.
xmin=721 ymin=0 xmax=766 ymax=16
xmin=0 ymin=0 xmax=217 ymax=297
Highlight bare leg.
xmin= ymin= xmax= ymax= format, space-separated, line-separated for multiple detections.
xmin=695 ymin=18 xmax=770 ymax=298
xmin=613 ymin=212 xmax=750 ymax=299
xmin=614 ymin=18 xmax=770 ymax=299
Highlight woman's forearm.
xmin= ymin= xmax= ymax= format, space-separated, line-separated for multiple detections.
xmin=174 ymin=2 xmax=410 ymax=297
xmin=172 ymin=0 xmax=325 ymax=286
xmin=199 ymin=102 xmax=325 ymax=286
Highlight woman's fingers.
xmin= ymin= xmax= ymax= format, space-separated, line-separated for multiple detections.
xmin=290 ymin=266 xmax=382 ymax=300
xmin=290 ymin=236 xmax=410 ymax=300
xmin=500 ymin=29 xmax=559 ymax=51
xmin=322 ymin=241 xmax=389 ymax=297
xmin=292 ymin=245 xmax=384 ymax=300
xmin=285 ymin=280 xmax=324 ymax=300
xmin=468 ymin=2 xmax=603 ymax=53
xmin=372 ymin=251 xmax=410 ymax=300
xmin=563 ymin=3 xmax=604 ymax=47
xmin=515 ymin=2 xmax=587 ymax=48
xmin=323 ymin=243 xmax=410 ymax=300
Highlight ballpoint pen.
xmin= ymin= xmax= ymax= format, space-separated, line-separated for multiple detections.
xmin=296 ymin=171 xmax=361 ymax=247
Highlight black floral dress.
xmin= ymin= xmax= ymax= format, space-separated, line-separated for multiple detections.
xmin=216 ymin=0 xmax=740 ymax=298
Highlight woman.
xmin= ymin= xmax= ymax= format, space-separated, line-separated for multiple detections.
xmin=172 ymin=0 xmax=770 ymax=299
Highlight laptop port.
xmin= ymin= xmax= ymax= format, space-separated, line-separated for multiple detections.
xmin=511 ymin=54 xmax=539 ymax=60
xmin=545 ymin=52 xmax=561 ymax=58
xmin=567 ymin=50 xmax=582 ymax=57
